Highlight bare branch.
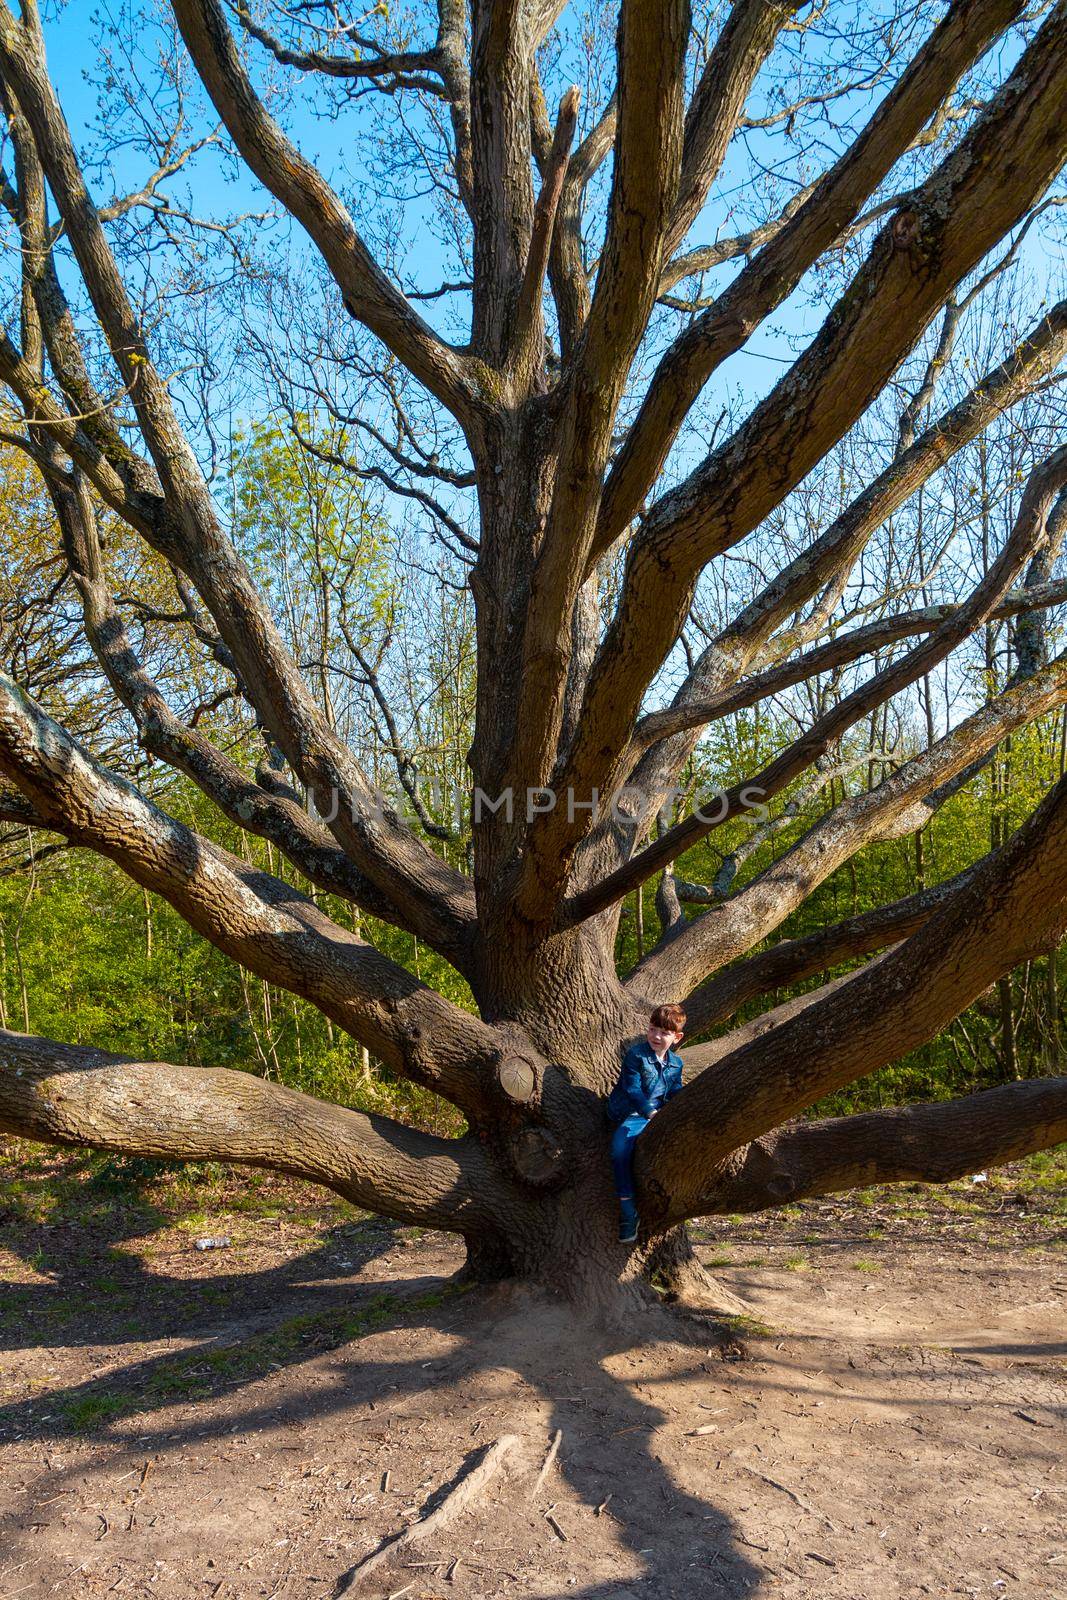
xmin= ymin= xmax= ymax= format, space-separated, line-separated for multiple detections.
xmin=165 ymin=0 xmax=487 ymax=425
xmin=629 ymin=642 xmax=1067 ymax=1004
xmin=522 ymin=13 xmax=1067 ymax=915
xmin=684 ymin=867 xmax=974 ymax=1035
xmin=667 ymin=0 xmax=797 ymax=259
xmin=565 ymin=447 xmax=1067 ymax=927
xmin=231 ymin=2 xmax=448 ymax=93
xmin=597 ymin=0 xmax=1027 ymax=555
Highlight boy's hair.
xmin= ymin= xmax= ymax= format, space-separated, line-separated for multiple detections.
xmin=650 ymin=1002 xmax=686 ymax=1039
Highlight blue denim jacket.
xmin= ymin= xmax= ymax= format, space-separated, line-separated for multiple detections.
xmin=606 ymin=1039 xmax=683 ymax=1125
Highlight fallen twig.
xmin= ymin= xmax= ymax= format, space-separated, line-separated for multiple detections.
xmin=739 ymin=1465 xmax=836 ymax=1532
xmin=544 ymin=1510 xmax=568 ymax=1542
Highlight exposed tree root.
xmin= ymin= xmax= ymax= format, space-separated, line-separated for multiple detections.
xmin=335 ymin=1434 xmax=517 ymax=1595
xmin=641 ymin=1225 xmax=749 ymax=1317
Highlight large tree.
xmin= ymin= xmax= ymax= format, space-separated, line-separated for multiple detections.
xmin=0 ymin=0 xmax=1066 ymax=1313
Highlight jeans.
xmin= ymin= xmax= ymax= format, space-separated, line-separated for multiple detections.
xmin=610 ymin=1113 xmax=650 ymax=1198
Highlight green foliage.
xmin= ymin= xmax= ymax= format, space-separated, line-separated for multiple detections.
xmin=229 ymin=414 xmax=397 ymax=652
xmin=0 ymin=765 xmax=469 ymax=1136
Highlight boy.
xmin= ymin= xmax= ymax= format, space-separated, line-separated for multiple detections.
xmin=606 ymin=1003 xmax=686 ymax=1243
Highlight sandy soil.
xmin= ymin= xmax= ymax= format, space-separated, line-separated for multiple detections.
xmin=0 ymin=1151 xmax=1064 ymax=1600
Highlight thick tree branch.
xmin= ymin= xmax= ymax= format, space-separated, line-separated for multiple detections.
xmin=704 ymin=1079 xmax=1067 ymax=1214
xmin=629 ymin=642 xmax=1067 ymax=1003
xmin=503 ymin=0 xmax=689 ymax=801
xmin=165 ymin=0 xmax=487 ymax=427
xmin=596 ymin=0 xmax=1026 ymax=555
xmin=0 ymin=1030 xmax=529 ymax=1232
xmin=565 ymin=447 xmax=1067 ymax=927
xmin=0 ymin=674 xmax=501 ymax=1114
xmin=638 ymin=762 xmax=1067 ymax=1223
xmin=667 ymin=0 xmax=796 ymax=259
xmin=522 ymin=12 xmax=1067 ymax=914
xmin=468 ymin=0 xmax=536 ymax=362
xmin=683 ymin=869 xmax=973 ymax=1035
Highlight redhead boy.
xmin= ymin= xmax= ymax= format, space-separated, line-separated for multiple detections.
xmin=606 ymin=1003 xmax=686 ymax=1243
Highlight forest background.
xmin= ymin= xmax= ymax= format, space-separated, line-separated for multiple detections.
xmin=0 ymin=0 xmax=1064 ymax=1154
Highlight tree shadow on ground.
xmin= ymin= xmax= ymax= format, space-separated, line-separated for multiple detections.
xmin=0 ymin=1156 xmax=405 ymax=1353
xmin=4 ymin=1180 xmax=1061 ymax=1598
xmin=0 ymin=1210 xmax=766 ymax=1599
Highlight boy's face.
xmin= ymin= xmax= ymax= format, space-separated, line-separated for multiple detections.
xmin=647 ymin=1022 xmax=682 ymax=1055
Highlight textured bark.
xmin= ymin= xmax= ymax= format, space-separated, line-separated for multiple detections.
xmin=572 ymin=445 xmax=1067 ymax=930
xmin=682 ymin=871 xmax=972 ymax=1035
xmin=0 ymin=1029 xmax=527 ymax=1232
xmin=641 ymin=766 xmax=1067 ymax=1225
xmin=630 ymin=647 xmax=1067 ymax=1004
xmin=527 ymin=13 xmax=1067 ymax=907
xmin=707 ymin=1079 xmax=1067 ymax=1213
xmin=596 ymin=0 xmax=1029 ymax=555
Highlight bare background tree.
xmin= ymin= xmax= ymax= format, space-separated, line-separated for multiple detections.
xmin=0 ymin=0 xmax=1065 ymax=1311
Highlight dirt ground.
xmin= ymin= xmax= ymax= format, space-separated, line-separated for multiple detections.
xmin=0 ymin=1144 xmax=1064 ymax=1600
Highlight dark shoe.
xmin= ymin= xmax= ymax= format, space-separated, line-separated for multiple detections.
xmin=618 ymin=1197 xmax=639 ymax=1244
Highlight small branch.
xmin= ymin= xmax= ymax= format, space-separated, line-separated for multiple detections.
xmin=509 ymin=85 xmax=579 ymax=375
xmin=530 ymin=1429 xmax=562 ymax=1500
xmin=231 ymin=2 xmax=448 ymax=93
